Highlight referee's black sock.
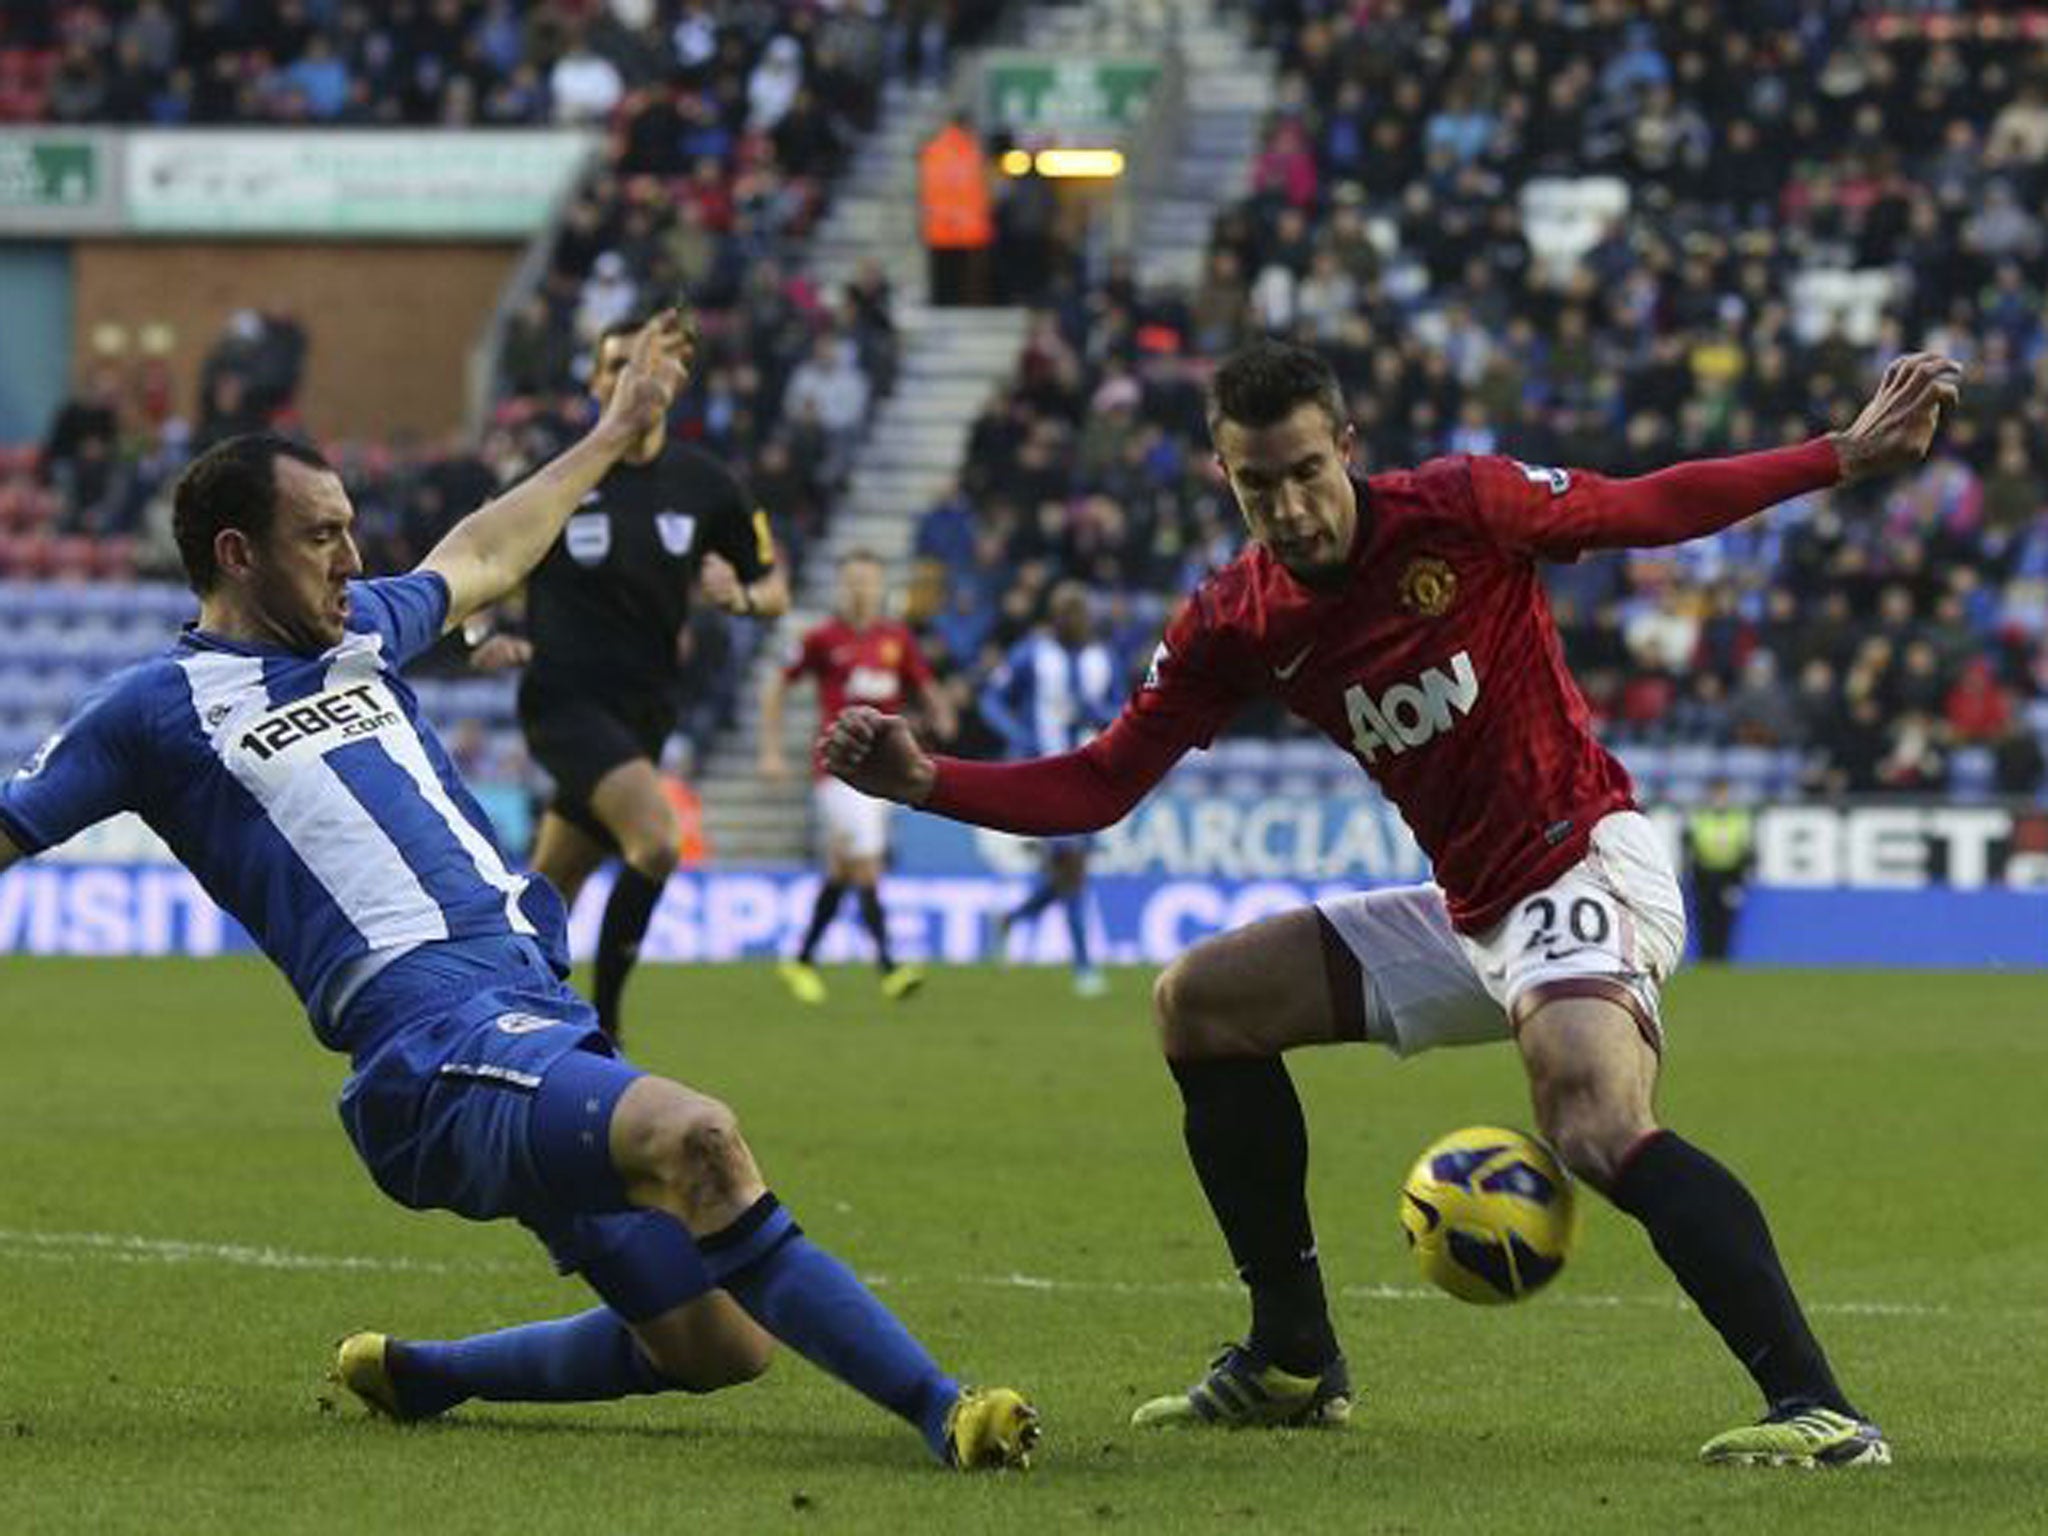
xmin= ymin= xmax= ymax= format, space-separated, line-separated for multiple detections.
xmin=594 ymin=865 xmax=666 ymax=1040
xmin=1170 ymin=1056 xmax=1338 ymax=1376
xmin=856 ymin=886 xmax=895 ymax=971
xmin=798 ymin=881 xmax=846 ymax=964
xmin=1609 ymin=1129 xmax=1855 ymax=1416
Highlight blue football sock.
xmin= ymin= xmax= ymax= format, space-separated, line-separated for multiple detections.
xmin=700 ymin=1195 xmax=959 ymax=1461
xmin=390 ymin=1307 xmax=673 ymax=1417
xmin=1063 ymin=895 xmax=1091 ymax=970
xmin=1009 ymin=882 xmax=1059 ymax=924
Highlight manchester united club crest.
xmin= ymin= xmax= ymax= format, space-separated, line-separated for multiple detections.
xmin=1398 ymin=556 xmax=1457 ymax=617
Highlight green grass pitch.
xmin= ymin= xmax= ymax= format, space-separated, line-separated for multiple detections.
xmin=1 ymin=958 xmax=2044 ymax=1534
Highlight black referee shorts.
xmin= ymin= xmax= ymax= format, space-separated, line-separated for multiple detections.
xmin=518 ymin=677 xmax=676 ymax=848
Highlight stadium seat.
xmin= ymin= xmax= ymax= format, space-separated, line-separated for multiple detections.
xmin=1788 ymin=268 xmax=1899 ymax=346
xmin=1518 ymin=176 xmax=1630 ymax=284
xmin=1948 ymin=747 xmax=1996 ymax=800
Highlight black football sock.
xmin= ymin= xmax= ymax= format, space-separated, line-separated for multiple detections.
xmin=1169 ymin=1056 xmax=1338 ymax=1375
xmin=594 ymin=865 xmax=665 ymax=1039
xmin=1609 ymin=1130 xmax=1854 ymax=1416
xmin=856 ymin=887 xmax=895 ymax=972
xmin=797 ymin=881 xmax=846 ymax=963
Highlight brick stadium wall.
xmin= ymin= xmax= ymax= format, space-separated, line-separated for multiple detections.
xmin=70 ymin=242 xmax=520 ymax=440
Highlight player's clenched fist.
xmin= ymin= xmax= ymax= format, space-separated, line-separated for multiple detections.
xmin=822 ymin=706 xmax=936 ymax=805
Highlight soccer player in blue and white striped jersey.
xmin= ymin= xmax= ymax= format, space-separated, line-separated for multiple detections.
xmin=0 ymin=313 xmax=1036 ymax=1470
xmin=980 ymin=581 xmax=1119 ymax=996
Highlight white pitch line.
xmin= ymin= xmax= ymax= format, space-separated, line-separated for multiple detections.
xmin=0 ymin=1228 xmax=520 ymax=1276
xmin=870 ymin=1271 xmax=1966 ymax=1320
xmin=0 ymin=1229 xmax=2029 ymax=1323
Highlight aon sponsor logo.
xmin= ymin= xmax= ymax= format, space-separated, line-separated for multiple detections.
xmin=1344 ymin=650 xmax=1480 ymax=764
xmin=846 ymin=664 xmax=899 ymax=702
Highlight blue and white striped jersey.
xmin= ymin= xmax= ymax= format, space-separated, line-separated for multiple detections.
xmin=0 ymin=574 xmax=564 ymax=1039
xmin=980 ymin=633 xmax=1120 ymax=759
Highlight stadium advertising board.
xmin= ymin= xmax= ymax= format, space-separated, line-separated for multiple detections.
xmin=123 ymin=130 xmax=596 ymax=236
xmin=893 ymin=792 xmax=2048 ymax=889
xmin=0 ymin=128 xmax=121 ymax=232
xmin=1 ymin=864 xmax=2040 ymax=969
xmin=4 ymin=797 xmax=2043 ymax=967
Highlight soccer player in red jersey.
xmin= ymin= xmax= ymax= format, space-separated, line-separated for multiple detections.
xmin=761 ymin=549 xmax=954 ymax=1004
xmin=823 ymin=339 xmax=1960 ymax=1467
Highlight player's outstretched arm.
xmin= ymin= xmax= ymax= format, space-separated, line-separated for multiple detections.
xmin=1524 ymin=352 xmax=1962 ymax=555
xmin=421 ymin=310 xmax=692 ymax=633
xmin=823 ymin=704 xmax=1186 ymax=835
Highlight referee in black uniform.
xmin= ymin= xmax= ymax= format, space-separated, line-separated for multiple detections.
xmin=502 ymin=312 xmax=789 ymax=1042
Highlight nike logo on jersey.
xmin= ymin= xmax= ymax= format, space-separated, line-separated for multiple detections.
xmin=1343 ymin=650 xmax=1480 ymax=764
xmin=1274 ymin=643 xmax=1316 ymax=682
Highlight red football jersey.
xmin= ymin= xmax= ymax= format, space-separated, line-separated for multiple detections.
xmin=1130 ymin=455 xmax=1644 ymax=932
xmin=786 ymin=616 xmax=934 ymax=771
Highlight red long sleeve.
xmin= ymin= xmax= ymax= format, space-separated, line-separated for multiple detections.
xmin=1578 ymin=437 xmax=1841 ymax=550
xmin=924 ymin=711 xmax=1190 ymax=835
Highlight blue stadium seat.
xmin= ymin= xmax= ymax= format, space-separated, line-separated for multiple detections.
xmin=1948 ymin=747 xmax=1995 ymax=800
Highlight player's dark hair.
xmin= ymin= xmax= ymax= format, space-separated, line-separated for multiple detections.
xmin=172 ymin=432 xmax=333 ymax=595
xmin=840 ymin=547 xmax=883 ymax=568
xmin=1207 ymin=339 xmax=1348 ymax=437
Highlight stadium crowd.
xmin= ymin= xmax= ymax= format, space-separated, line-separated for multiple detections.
xmin=0 ymin=0 xmax=973 ymax=128
xmin=4 ymin=0 xmax=1004 ymax=781
xmin=912 ymin=0 xmax=2048 ymax=799
xmin=6 ymin=0 xmax=2048 ymax=804
xmin=8 ymin=0 xmax=1004 ymax=690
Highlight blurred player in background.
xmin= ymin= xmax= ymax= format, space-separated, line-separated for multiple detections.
xmin=980 ymin=580 xmax=1119 ymax=997
xmin=0 ymin=314 xmax=1036 ymax=1471
xmin=759 ymin=550 xmax=953 ymax=1004
xmin=827 ymin=338 xmax=1961 ymax=1469
xmin=493 ymin=311 xmax=789 ymax=1045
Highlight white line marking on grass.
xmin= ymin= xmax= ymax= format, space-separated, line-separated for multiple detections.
xmin=1 ymin=1230 xmax=2029 ymax=1323
xmin=0 ymin=1228 xmax=520 ymax=1276
xmin=870 ymin=1270 xmax=1989 ymax=1322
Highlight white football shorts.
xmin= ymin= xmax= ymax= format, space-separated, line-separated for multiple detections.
xmin=814 ymin=776 xmax=892 ymax=861
xmin=1315 ymin=810 xmax=1688 ymax=1056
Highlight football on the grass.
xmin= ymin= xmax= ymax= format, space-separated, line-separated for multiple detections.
xmin=1399 ymin=1126 xmax=1577 ymax=1304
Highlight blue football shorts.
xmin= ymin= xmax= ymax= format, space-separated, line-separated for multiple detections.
xmin=334 ymin=933 xmax=710 ymax=1320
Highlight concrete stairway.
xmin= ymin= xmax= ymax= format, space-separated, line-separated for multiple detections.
xmin=693 ymin=4 xmax=1269 ymax=866
xmin=696 ymin=299 xmax=1028 ymax=866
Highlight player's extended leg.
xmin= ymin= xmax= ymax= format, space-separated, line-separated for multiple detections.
xmin=1000 ymin=846 xmax=1064 ymax=948
xmin=337 ymin=1040 xmax=1033 ymax=1467
xmin=529 ymin=808 xmax=612 ymax=912
xmin=1131 ymin=908 xmax=1357 ymax=1427
xmin=843 ymin=853 xmax=919 ymax=998
xmin=1048 ymin=844 xmax=1103 ymax=996
xmin=583 ymin=758 xmax=682 ymax=1042
xmin=604 ymin=1073 xmax=1035 ymax=1466
xmin=338 ymin=1286 xmax=773 ymax=1420
xmin=1515 ymin=987 xmax=1887 ymax=1468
